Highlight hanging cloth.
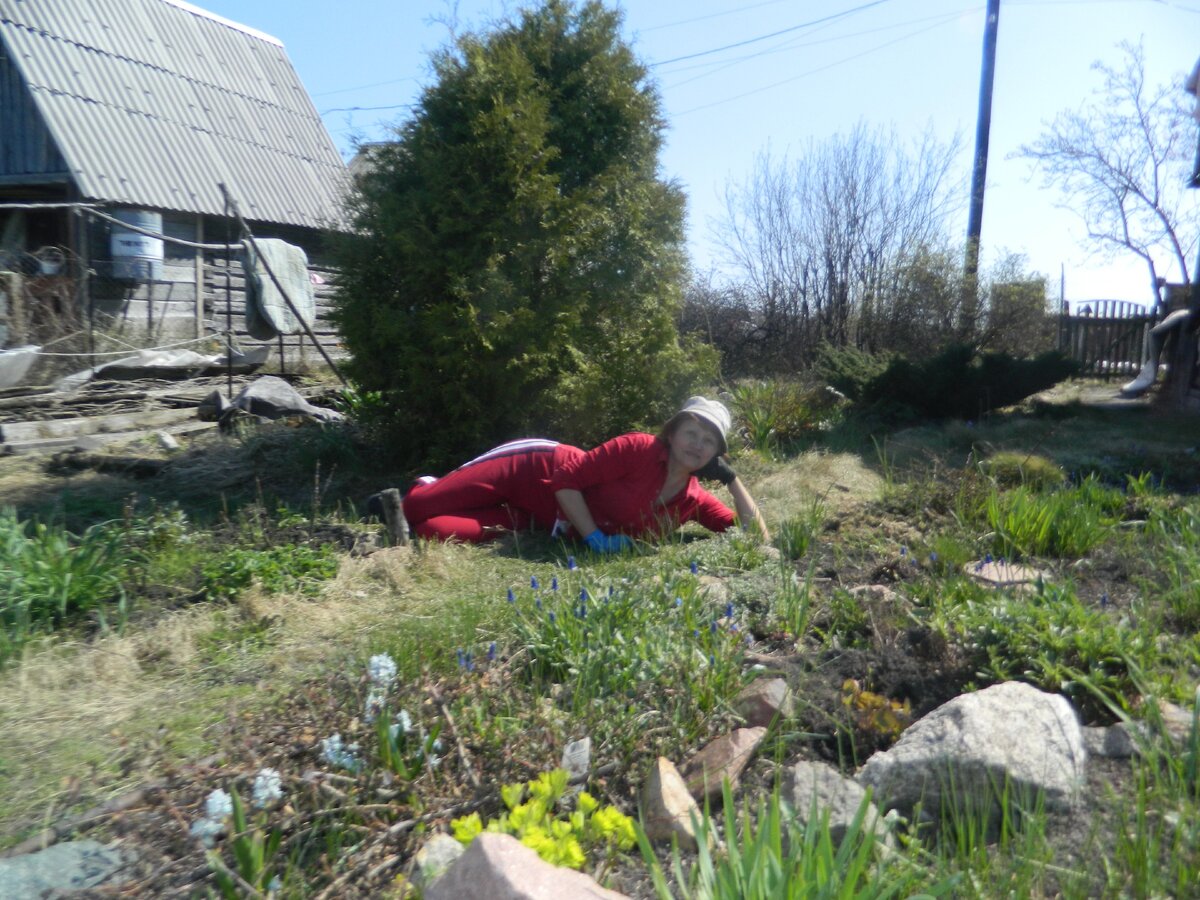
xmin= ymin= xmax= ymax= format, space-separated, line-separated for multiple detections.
xmin=242 ymin=238 xmax=315 ymax=340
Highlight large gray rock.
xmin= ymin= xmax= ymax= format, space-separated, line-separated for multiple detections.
xmin=855 ymin=681 xmax=1085 ymax=818
xmin=0 ymin=840 xmax=128 ymax=896
xmin=425 ymin=832 xmax=628 ymax=900
xmin=781 ymin=760 xmax=887 ymax=845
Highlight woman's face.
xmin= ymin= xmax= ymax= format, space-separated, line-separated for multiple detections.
xmin=668 ymin=417 xmax=721 ymax=473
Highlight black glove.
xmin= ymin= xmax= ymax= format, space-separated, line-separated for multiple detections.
xmin=695 ymin=455 xmax=737 ymax=486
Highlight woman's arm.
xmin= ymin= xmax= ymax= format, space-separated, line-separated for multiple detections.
xmin=727 ymin=477 xmax=770 ymax=542
xmin=554 ymin=488 xmax=600 ymax=537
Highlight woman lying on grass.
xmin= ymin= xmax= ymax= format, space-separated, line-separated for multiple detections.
xmin=389 ymin=396 xmax=769 ymax=551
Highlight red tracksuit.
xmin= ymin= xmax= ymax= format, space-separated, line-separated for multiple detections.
xmin=403 ymin=433 xmax=735 ymax=543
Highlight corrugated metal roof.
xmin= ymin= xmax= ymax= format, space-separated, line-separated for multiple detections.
xmin=0 ymin=0 xmax=349 ymax=229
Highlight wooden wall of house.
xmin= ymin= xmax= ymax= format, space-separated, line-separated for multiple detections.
xmin=203 ymin=253 xmax=344 ymax=373
xmin=0 ymin=46 xmax=69 ymax=180
xmin=83 ymin=210 xmax=345 ymax=372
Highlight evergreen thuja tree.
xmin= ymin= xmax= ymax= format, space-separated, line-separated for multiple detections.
xmin=333 ymin=0 xmax=715 ymax=469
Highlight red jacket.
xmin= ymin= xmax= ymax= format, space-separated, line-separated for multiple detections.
xmin=551 ymin=432 xmax=735 ymax=537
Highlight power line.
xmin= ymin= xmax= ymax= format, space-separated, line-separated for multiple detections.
xmin=672 ymin=15 xmax=959 ymax=117
xmin=661 ymin=8 xmax=973 ymax=86
xmin=321 ymin=103 xmax=416 ymax=116
xmin=650 ymin=0 xmax=892 ymax=68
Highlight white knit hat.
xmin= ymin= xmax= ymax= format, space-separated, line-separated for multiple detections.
xmin=668 ymin=396 xmax=731 ymax=454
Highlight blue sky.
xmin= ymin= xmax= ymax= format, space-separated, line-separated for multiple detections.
xmin=199 ymin=0 xmax=1200 ymax=307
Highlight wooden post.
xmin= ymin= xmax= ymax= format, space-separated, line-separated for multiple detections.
xmin=379 ymin=488 xmax=410 ymax=546
xmin=194 ymin=216 xmax=205 ymax=339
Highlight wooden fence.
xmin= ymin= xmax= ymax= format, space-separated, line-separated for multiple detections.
xmin=1058 ymin=300 xmax=1154 ymax=380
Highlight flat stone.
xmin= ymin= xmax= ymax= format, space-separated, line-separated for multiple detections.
xmin=733 ymin=678 xmax=794 ymax=727
xmin=0 ymin=840 xmax=128 ymax=896
xmin=641 ymin=757 xmax=706 ymax=850
xmin=965 ymin=560 xmax=1048 ymax=591
xmin=682 ymin=727 xmax=767 ymax=802
xmin=425 ymin=832 xmax=628 ymax=900
xmin=561 ymin=737 xmax=591 ymax=783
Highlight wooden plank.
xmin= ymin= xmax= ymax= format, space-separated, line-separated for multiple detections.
xmin=0 ymin=406 xmax=196 ymax=442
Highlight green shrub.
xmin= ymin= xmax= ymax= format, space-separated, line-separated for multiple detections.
xmin=331 ymin=0 xmax=716 ymax=469
xmin=814 ymin=343 xmax=893 ymax=403
xmin=730 ymin=380 xmax=843 ymax=454
xmin=854 ymin=344 xmax=1078 ymax=422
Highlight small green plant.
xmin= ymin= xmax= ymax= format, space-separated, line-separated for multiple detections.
xmin=452 ymin=769 xmax=635 ymax=871
xmin=637 ymin=781 xmax=954 ymax=898
xmin=199 ymin=544 xmax=340 ymax=602
xmin=777 ymin=497 xmax=826 ymax=561
xmin=0 ymin=507 xmax=129 ymax=659
xmin=208 ymin=788 xmax=283 ymax=899
xmin=1142 ymin=501 xmax=1200 ymax=630
xmin=375 ymin=706 xmax=443 ymax=780
xmin=979 ymin=475 xmax=1120 ymax=559
xmin=509 ymin=565 xmax=747 ymax=716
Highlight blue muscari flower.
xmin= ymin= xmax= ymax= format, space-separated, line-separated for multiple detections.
xmin=730 ymin=622 xmax=739 ymax=632
xmin=463 ymin=651 xmax=474 ymax=672
xmin=608 ymin=586 xmax=614 ymax=597
xmin=551 ymin=576 xmax=559 ymax=592
xmin=930 ymin=551 xmax=938 ymax=563
xmin=690 ymin=560 xmax=699 ymax=575
xmin=536 ymin=598 xmax=542 ymax=611
xmin=507 ymin=588 xmax=515 ymax=603
xmin=531 ymin=575 xmax=540 ymax=590
xmin=710 ymin=621 xmax=718 ymax=634
xmin=709 ymin=654 xmax=715 ymax=667
xmin=675 ymin=596 xmax=683 ymax=607
xmin=549 ymin=611 xmax=556 ymax=624
xmin=900 ymin=545 xmax=907 ymax=556
xmin=985 ymin=553 xmax=993 ymax=564
xmin=580 ymin=588 xmax=589 ymax=601
xmin=693 ymin=629 xmax=700 ymax=638
xmin=1101 ymin=593 xmax=1110 ymax=608
xmin=488 ymin=641 xmax=497 ymax=661
xmin=456 ymin=648 xmax=465 ymax=668
xmin=568 ymin=556 xmax=578 ymax=571
xmin=724 ymin=602 xmax=734 ymax=619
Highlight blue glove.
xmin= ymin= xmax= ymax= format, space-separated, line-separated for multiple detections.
xmin=584 ymin=529 xmax=633 ymax=554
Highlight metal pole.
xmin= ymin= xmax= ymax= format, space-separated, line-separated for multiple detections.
xmin=222 ymin=184 xmax=233 ymax=398
xmin=964 ymin=0 xmax=1000 ymax=290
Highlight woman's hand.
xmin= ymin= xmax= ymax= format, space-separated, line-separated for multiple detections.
xmin=584 ymin=530 xmax=633 ymax=554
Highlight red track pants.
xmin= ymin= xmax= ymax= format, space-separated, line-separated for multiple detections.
xmin=401 ymin=439 xmax=575 ymax=542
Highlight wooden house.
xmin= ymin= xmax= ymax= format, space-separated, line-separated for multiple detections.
xmin=0 ymin=0 xmax=349 ymax=378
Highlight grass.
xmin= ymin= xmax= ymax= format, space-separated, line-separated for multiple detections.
xmin=0 ymin=381 xmax=1199 ymax=896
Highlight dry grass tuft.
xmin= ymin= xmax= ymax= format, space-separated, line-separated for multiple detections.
xmin=754 ymin=451 xmax=883 ymax=521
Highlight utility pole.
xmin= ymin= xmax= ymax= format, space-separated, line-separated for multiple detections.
xmin=963 ymin=0 xmax=1000 ymax=336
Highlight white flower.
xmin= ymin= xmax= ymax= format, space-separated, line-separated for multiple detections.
xmin=320 ymin=733 xmax=362 ymax=772
xmin=252 ymin=768 xmax=284 ymax=808
xmin=189 ymin=815 xmax=224 ymax=848
xmin=368 ymin=653 xmax=398 ymax=687
xmin=396 ymin=708 xmax=413 ymax=734
xmin=363 ymin=688 xmax=387 ymax=724
xmin=204 ymin=788 xmax=233 ymax=820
